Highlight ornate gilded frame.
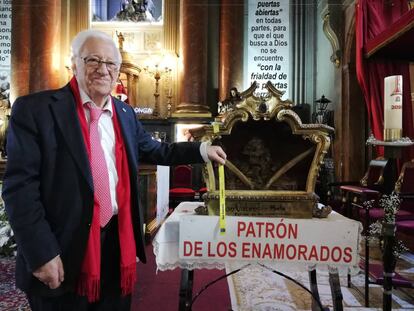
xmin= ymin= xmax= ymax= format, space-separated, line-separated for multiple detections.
xmin=191 ymin=81 xmax=334 ymax=218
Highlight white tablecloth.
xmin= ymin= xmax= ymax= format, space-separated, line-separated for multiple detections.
xmin=156 ymin=165 xmax=170 ymax=224
xmin=153 ymin=202 xmax=362 ymax=273
xmin=153 ymin=202 xmax=211 ymax=270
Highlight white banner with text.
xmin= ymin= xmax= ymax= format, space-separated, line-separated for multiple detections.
xmin=179 ymin=215 xmax=361 ymax=267
xmin=247 ymin=0 xmax=290 ymax=98
xmin=0 ymin=0 xmax=12 ymax=100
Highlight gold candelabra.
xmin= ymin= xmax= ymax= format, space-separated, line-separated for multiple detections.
xmin=144 ymin=64 xmax=172 ymax=118
xmin=165 ymin=68 xmax=173 ymax=118
xmin=153 ymin=65 xmax=161 ymax=117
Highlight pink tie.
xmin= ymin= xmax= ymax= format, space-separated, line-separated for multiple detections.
xmin=87 ymin=105 xmax=113 ymax=227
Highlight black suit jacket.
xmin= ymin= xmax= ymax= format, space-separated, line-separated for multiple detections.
xmin=2 ymin=84 xmax=203 ymax=296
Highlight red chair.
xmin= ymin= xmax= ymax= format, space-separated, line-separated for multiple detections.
xmin=395 ymin=160 xmax=414 ymax=251
xmin=169 ymin=165 xmax=196 ymax=210
xmin=395 ymin=159 xmax=414 ymax=211
xmin=396 ymin=219 xmax=414 ymax=251
xmin=359 ymin=160 xmax=414 ymax=227
xmin=355 ymin=160 xmax=414 ymax=307
xmin=337 ymin=158 xmax=390 ymax=222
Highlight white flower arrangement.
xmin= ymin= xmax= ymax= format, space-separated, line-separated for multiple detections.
xmin=0 ymin=187 xmax=16 ymax=257
xmin=379 ymin=191 xmax=401 ymax=223
xmin=366 ymin=192 xmax=408 ymax=258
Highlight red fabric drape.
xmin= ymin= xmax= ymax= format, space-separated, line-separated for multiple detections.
xmin=356 ymin=0 xmax=414 ymax=160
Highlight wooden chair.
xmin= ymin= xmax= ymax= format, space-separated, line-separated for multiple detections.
xmin=395 ymin=159 xmax=414 ymax=211
xmin=359 ymin=159 xmax=414 ymax=228
xmin=339 ymin=158 xmax=391 ymax=222
xmin=395 ymin=160 xmax=414 ymax=251
xmin=326 ymin=158 xmax=390 ymax=220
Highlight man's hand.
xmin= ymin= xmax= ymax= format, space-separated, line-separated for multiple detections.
xmin=33 ymin=255 xmax=64 ymax=289
xmin=206 ymin=145 xmax=227 ymax=165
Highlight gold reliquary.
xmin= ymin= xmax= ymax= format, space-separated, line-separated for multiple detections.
xmin=190 ymin=81 xmax=334 ymax=219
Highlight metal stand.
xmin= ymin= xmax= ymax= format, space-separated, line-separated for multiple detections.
xmin=365 ymin=138 xmax=413 ymax=311
xmin=328 ymin=267 xmax=344 ymax=311
xmin=309 ymin=269 xmax=324 ymax=311
xmin=364 ymin=207 xmax=371 ymax=307
xmin=308 ymin=267 xmax=343 ymax=311
xmin=178 ymin=269 xmax=194 ymax=311
xmin=382 ymin=222 xmax=396 ymax=311
xmin=178 ymin=264 xmax=334 ymax=310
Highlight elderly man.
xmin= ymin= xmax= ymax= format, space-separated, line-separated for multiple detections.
xmin=2 ymin=29 xmax=226 ymax=310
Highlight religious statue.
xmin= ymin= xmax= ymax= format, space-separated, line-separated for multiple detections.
xmin=114 ymin=0 xmax=155 ymax=22
xmin=0 ymin=72 xmax=9 ymax=101
xmin=116 ymin=31 xmax=125 ymax=51
xmin=0 ymin=98 xmax=10 ymax=158
xmin=0 ymin=73 xmax=11 ymax=157
xmin=225 ymin=136 xmax=299 ymax=191
xmin=217 ymin=87 xmax=242 ymax=114
xmin=226 ymin=137 xmax=274 ymax=189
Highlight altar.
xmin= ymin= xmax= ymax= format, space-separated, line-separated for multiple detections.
xmin=153 ymin=202 xmax=362 ymax=310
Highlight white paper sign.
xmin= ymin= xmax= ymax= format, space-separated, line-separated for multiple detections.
xmin=179 ymin=215 xmax=360 ymax=266
xmin=247 ymin=0 xmax=290 ymax=98
xmin=0 ymin=0 xmax=12 ymax=100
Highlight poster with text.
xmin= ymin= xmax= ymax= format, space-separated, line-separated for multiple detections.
xmin=179 ymin=215 xmax=361 ymax=267
xmin=247 ymin=0 xmax=290 ymax=98
xmin=0 ymin=0 xmax=12 ymax=101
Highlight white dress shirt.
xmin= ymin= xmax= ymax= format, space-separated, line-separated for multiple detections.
xmin=79 ymin=89 xmax=210 ymax=215
xmin=79 ymin=89 xmax=119 ymax=215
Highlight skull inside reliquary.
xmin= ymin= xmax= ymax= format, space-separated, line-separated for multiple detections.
xmin=190 ymin=81 xmax=334 ymax=219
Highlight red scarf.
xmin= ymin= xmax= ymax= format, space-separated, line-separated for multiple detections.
xmin=69 ymin=77 xmax=137 ymax=302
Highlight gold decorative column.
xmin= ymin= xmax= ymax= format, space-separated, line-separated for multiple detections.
xmin=11 ymin=0 xmax=62 ymax=100
xmin=219 ymin=0 xmax=244 ymax=101
xmin=174 ymin=0 xmax=211 ymax=117
xmin=163 ymin=0 xmax=179 ymax=55
xmin=68 ymin=0 xmax=90 ymax=39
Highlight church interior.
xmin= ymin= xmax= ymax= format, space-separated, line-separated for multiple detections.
xmin=1 ymin=0 xmax=414 ymax=310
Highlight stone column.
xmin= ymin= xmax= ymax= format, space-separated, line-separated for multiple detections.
xmin=219 ymin=0 xmax=244 ymax=101
xmin=174 ymin=0 xmax=210 ymax=116
xmin=11 ymin=0 xmax=61 ymax=100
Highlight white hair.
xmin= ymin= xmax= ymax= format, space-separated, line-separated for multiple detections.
xmin=70 ymin=29 xmax=121 ymax=63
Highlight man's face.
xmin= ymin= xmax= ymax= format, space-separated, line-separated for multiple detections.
xmin=72 ymin=37 xmax=120 ymax=103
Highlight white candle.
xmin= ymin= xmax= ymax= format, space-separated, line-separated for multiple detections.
xmin=384 ymin=75 xmax=403 ymax=141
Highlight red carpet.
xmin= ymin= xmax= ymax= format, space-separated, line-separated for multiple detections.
xmin=0 ymin=257 xmax=30 ymax=310
xmin=132 ymin=244 xmax=232 ymax=310
xmin=0 ymin=245 xmax=232 ymax=310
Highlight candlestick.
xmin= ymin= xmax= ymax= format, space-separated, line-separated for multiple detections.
xmin=164 ymin=68 xmax=173 ymax=118
xmin=153 ymin=65 xmax=160 ymax=117
xmin=166 ymin=93 xmax=173 ymax=118
xmin=144 ymin=60 xmax=173 ymax=118
xmin=384 ymin=75 xmax=403 ymax=141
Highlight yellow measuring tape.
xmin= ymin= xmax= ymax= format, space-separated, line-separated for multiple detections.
xmin=213 ymin=123 xmax=226 ymax=235
xmin=218 ymin=165 xmax=226 ymax=235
